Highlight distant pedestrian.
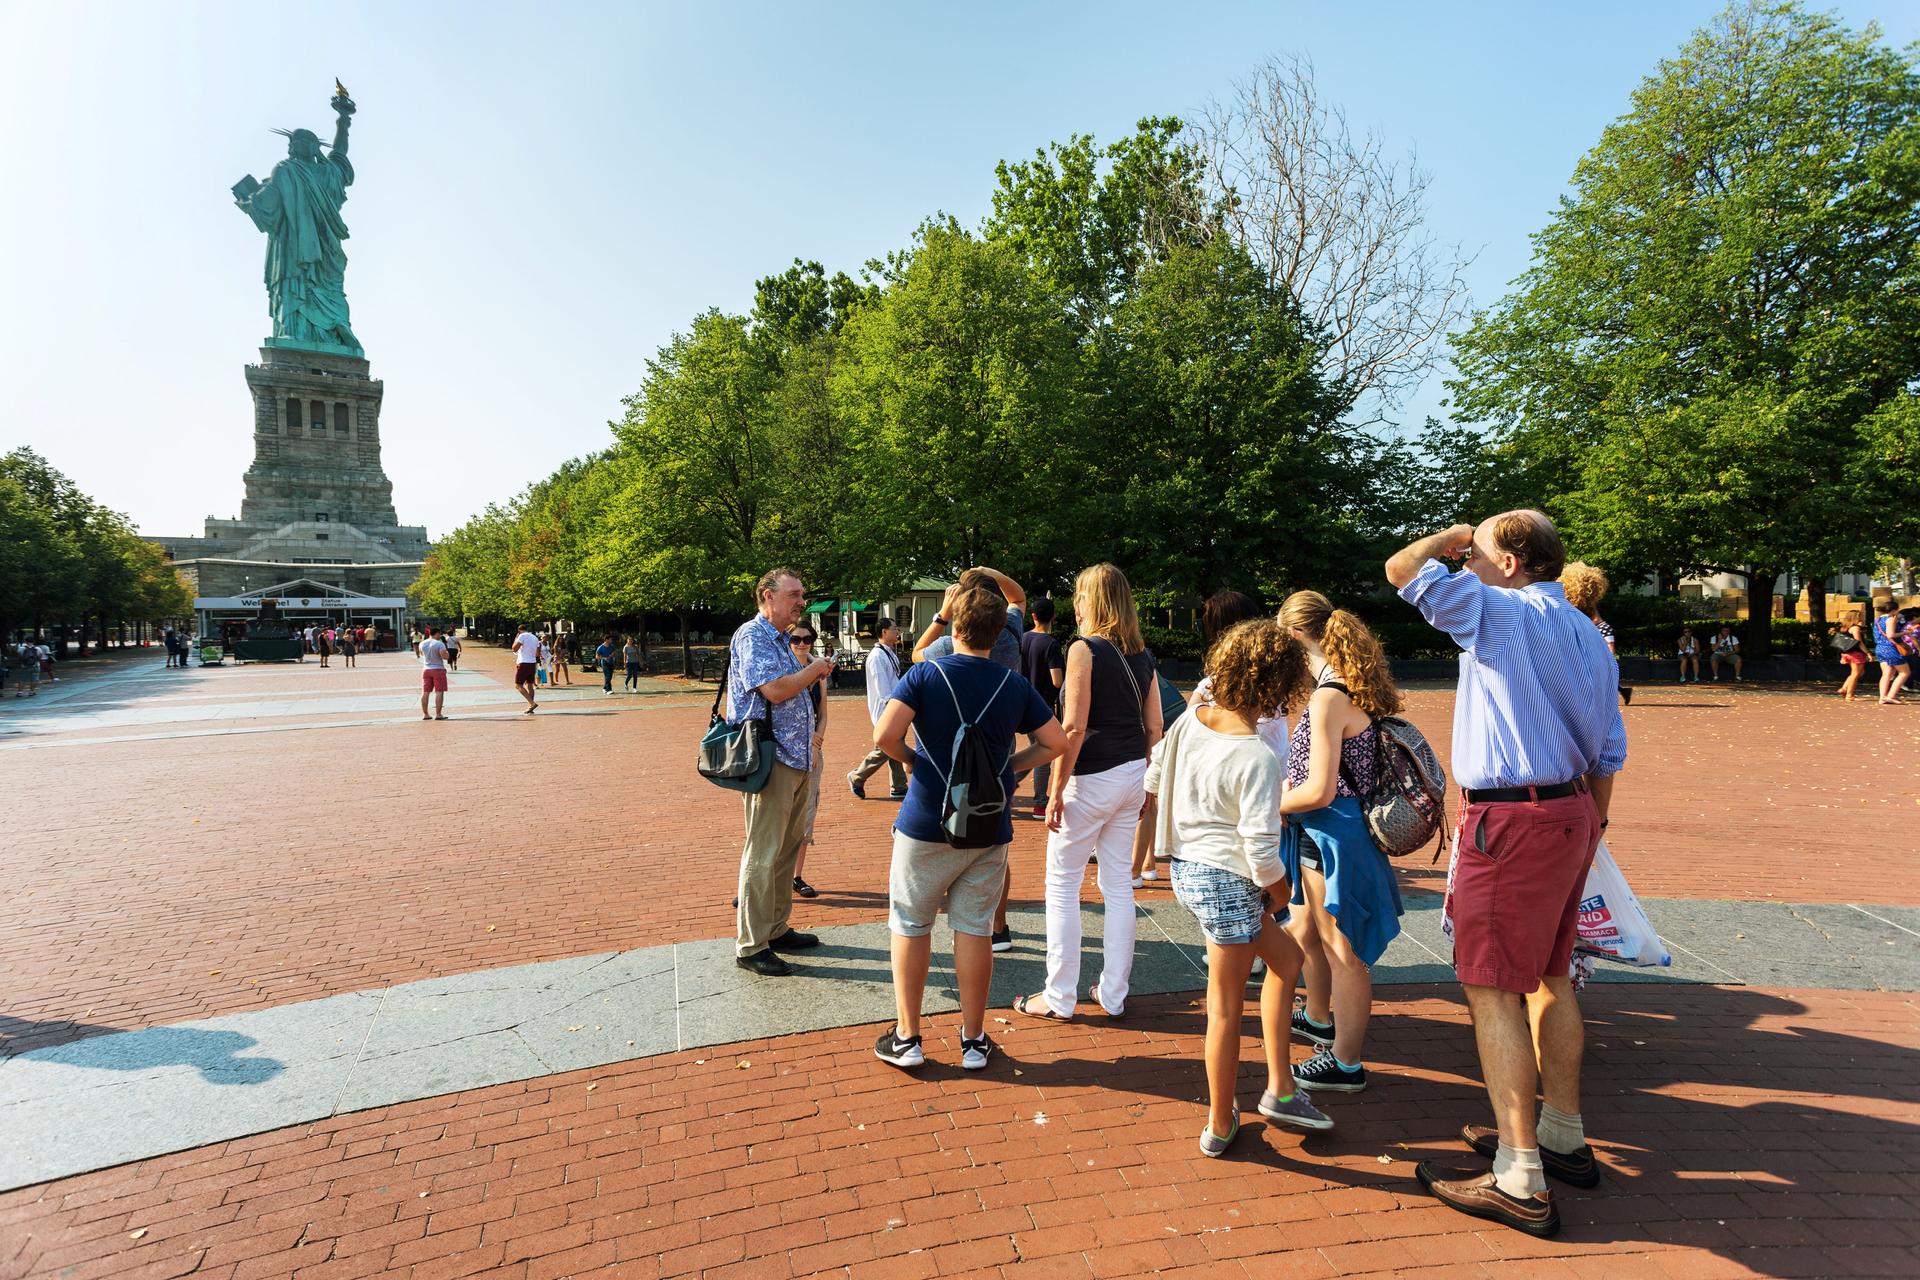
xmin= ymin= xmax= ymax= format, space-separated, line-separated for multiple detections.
xmin=725 ymin=567 xmax=834 ymax=977
xmin=1874 ymin=599 xmax=1911 ymax=704
xmin=1834 ymin=613 xmax=1869 ymax=700
xmin=848 ymin=618 xmax=910 ymax=800
xmin=511 ymin=623 xmax=542 ymax=713
xmin=595 ymin=634 xmax=616 ymax=693
xmin=548 ymin=633 xmax=573 ymax=685
xmin=163 ymin=628 xmax=178 ymax=669
xmin=418 ymin=624 xmax=450 ymax=720
xmin=623 ymin=635 xmax=642 ymax=692
xmin=1150 ymin=617 xmax=1330 ymax=1153
xmin=1710 ymin=625 xmax=1741 ymax=681
xmin=1675 ymin=627 xmax=1700 ymax=683
xmin=317 ymin=626 xmax=332 ymax=668
xmin=339 ymin=626 xmax=357 ymax=668
xmin=443 ymin=629 xmax=461 ymax=671
xmin=873 ymin=584 xmax=1066 ymax=1071
xmin=1015 ymin=563 xmax=1162 ymax=1022
xmin=1015 ymin=597 xmax=1066 ymax=817
xmin=1389 ymin=510 xmax=1624 ymax=1238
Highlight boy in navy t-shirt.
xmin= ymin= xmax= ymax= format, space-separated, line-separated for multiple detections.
xmin=873 ymin=587 xmax=1065 ymax=1072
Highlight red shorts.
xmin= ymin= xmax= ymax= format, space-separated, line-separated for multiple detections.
xmin=421 ymin=668 xmax=449 ymax=694
xmin=1448 ymin=790 xmax=1599 ymax=993
xmin=515 ymin=662 xmax=537 ymax=686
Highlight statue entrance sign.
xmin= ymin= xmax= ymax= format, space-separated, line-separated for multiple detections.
xmin=232 ymin=83 xmax=362 ymax=355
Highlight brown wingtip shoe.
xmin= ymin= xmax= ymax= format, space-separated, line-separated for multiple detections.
xmin=1416 ymin=1162 xmax=1561 ymax=1237
xmin=1460 ymin=1124 xmax=1602 ymax=1189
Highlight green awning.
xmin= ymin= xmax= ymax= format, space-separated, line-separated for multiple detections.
xmin=847 ymin=601 xmax=872 ymax=610
xmin=804 ymin=599 xmax=835 ymax=614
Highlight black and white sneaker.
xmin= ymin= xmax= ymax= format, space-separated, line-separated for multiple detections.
xmin=960 ymin=1034 xmax=996 ymax=1071
xmin=1294 ymin=1047 xmax=1368 ymax=1093
xmin=1291 ymin=1004 xmax=1335 ymax=1047
xmin=990 ymin=929 xmax=1013 ymax=953
xmin=875 ymin=1027 xmax=924 ymax=1068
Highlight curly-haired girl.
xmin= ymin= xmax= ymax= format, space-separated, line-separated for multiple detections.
xmin=1275 ymin=591 xmax=1407 ymax=1094
xmin=1147 ymin=618 xmax=1333 ymax=1154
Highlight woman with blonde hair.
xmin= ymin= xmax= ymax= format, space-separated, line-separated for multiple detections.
xmin=1275 ymin=591 xmax=1406 ymax=1093
xmin=1561 ymin=562 xmax=1631 ymax=705
xmin=1151 ymin=618 xmax=1332 ymax=1152
xmin=1014 ymin=563 xmax=1163 ymax=1021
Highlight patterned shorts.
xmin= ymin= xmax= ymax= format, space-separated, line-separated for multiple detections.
xmin=1170 ymin=859 xmax=1271 ymax=946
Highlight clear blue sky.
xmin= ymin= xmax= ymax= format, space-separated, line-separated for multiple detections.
xmin=2 ymin=1 xmax=1913 ymax=539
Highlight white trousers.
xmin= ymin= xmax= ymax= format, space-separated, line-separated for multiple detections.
xmin=1043 ymin=758 xmax=1147 ymax=1016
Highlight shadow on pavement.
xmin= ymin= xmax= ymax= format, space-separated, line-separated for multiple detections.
xmin=0 ymin=1016 xmax=284 ymax=1085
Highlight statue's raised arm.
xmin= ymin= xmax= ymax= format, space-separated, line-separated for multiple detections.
xmin=232 ymin=85 xmax=362 ymax=355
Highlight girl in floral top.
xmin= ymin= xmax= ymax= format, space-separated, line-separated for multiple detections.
xmin=1275 ymin=591 xmax=1407 ymax=1094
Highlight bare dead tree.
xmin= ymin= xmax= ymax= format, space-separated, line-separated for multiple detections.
xmin=1190 ymin=54 xmax=1475 ymax=418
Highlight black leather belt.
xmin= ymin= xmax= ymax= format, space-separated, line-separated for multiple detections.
xmin=1462 ymin=780 xmax=1581 ymax=804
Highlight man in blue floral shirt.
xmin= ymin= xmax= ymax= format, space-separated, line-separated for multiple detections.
xmin=728 ymin=566 xmax=835 ymax=975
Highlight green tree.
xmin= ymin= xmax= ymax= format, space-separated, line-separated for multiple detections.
xmin=1451 ymin=2 xmax=1920 ymax=651
xmin=0 ymin=474 xmax=80 ymax=643
xmin=833 ymin=223 xmax=1088 ymax=591
xmin=1106 ymin=236 xmax=1357 ymax=597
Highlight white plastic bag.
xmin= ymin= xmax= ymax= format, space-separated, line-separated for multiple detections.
xmin=1440 ymin=837 xmax=1670 ymax=984
xmin=1572 ymin=838 xmax=1671 ymax=969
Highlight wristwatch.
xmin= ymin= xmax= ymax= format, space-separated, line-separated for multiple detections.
xmin=934 ymin=615 xmax=949 ymax=626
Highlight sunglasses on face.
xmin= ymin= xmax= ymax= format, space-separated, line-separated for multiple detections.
xmin=790 ymin=636 xmax=815 ymax=647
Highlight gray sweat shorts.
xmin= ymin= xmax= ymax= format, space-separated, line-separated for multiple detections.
xmin=888 ymin=830 xmax=1008 ymax=938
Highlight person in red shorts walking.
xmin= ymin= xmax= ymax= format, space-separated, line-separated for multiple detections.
xmin=418 ymin=624 xmax=451 ymax=721
xmin=1387 ymin=511 xmax=1626 ymax=1238
xmin=511 ymin=622 xmax=541 ymax=714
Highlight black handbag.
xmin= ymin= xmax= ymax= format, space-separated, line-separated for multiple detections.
xmin=697 ymin=656 xmax=776 ymax=793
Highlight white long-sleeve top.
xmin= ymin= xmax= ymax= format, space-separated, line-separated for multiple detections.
xmin=1144 ymin=708 xmax=1287 ymax=888
xmin=865 ymin=641 xmax=903 ymax=723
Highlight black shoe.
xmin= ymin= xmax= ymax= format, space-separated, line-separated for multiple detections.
xmin=990 ymin=929 xmax=1013 ymax=953
xmin=768 ymin=929 xmax=820 ymax=951
xmin=888 ymin=790 xmax=908 ymax=800
xmin=792 ymin=877 xmax=818 ymax=898
xmin=847 ymin=773 xmax=866 ymax=801
xmin=735 ymin=949 xmax=792 ymax=977
xmin=1294 ymin=1047 xmax=1368 ymax=1093
xmin=1460 ymin=1124 xmax=1601 ymax=1189
xmin=1291 ymin=1005 xmax=1335 ymax=1047
xmin=875 ymin=1027 xmax=924 ymax=1068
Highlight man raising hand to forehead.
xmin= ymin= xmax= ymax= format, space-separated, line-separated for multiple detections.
xmin=1387 ymin=510 xmax=1626 ymax=1238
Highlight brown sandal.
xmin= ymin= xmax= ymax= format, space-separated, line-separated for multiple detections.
xmin=1012 ymin=993 xmax=1071 ymax=1022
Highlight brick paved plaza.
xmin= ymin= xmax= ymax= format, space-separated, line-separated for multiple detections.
xmin=3 ymin=646 xmax=1917 ymax=1279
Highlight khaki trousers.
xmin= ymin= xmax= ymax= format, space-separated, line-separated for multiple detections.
xmin=849 ymin=744 xmax=908 ymax=794
xmin=736 ymin=761 xmax=810 ymax=956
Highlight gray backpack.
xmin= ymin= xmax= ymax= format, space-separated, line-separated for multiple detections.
xmin=1328 ymin=678 xmax=1448 ymax=857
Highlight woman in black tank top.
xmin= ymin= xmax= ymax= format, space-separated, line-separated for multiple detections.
xmin=1012 ymin=563 xmax=1164 ymax=1024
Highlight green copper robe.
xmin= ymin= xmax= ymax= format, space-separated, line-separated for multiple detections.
xmin=237 ymin=151 xmax=361 ymax=353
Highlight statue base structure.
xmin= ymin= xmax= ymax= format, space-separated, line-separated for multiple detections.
xmin=153 ymin=346 xmax=430 ymax=637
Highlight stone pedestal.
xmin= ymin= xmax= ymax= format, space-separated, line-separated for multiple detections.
xmin=241 ymin=346 xmax=398 ymax=529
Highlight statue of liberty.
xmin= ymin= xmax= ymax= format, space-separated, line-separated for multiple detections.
xmin=232 ymin=83 xmax=362 ymax=354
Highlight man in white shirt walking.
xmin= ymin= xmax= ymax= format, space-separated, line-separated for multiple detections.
xmin=511 ymin=623 xmax=542 ymax=713
xmin=847 ymin=619 xmax=909 ymax=800
xmin=418 ymin=624 xmax=450 ymax=720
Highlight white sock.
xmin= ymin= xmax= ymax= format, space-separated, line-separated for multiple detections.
xmin=1537 ymin=1103 xmax=1585 ymax=1155
xmin=1492 ymin=1143 xmax=1546 ymax=1198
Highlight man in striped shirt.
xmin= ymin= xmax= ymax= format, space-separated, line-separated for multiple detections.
xmin=1387 ymin=510 xmax=1626 ymax=1238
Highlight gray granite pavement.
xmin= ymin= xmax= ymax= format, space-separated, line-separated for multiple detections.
xmin=1 ymin=894 xmax=1912 ymax=1192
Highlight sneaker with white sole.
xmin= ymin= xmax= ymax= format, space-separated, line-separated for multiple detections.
xmin=1258 ymin=1087 xmax=1334 ymax=1131
xmin=874 ymin=1027 xmax=924 ymax=1068
xmin=960 ymin=1034 xmax=996 ymax=1071
xmin=1294 ymin=1047 xmax=1367 ymax=1093
xmin=1130 ymin=876 xmax=1145 ymax=889
xmin=1291 ymin=1002 xmax=1335 ymax=1046
xmin=1141 ymin=868 xmax=1158 ymax=881
xmin=990 ymin=929 xmax=1013 ymax=953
